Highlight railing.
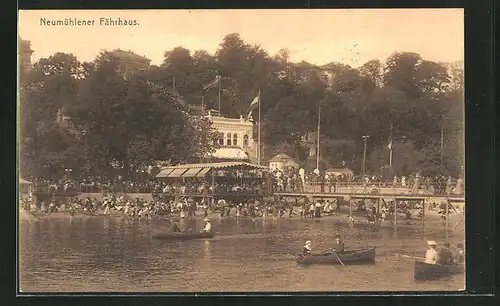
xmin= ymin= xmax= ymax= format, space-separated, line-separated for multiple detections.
xmin=271 ymin=181 xmax=464 ymax=196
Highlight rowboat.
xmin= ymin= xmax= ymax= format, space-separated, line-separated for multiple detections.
xmin=414 ymin=260 xmax=464 ymax=281
xmin=152 ymin=231 xmax=214 ymax=241
xmin=296 ymin=247 xmax=376 ymax=265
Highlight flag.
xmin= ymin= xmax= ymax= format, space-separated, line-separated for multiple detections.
xmin=202 ymin=75 xmax=220 ymax=91
xmin=387 ymin=140 xmax=393 ymax=150
xmin=387 ymin=124 xmax=394 ymax=150
xmin=246 ymin=93 xmax=260 ymax=119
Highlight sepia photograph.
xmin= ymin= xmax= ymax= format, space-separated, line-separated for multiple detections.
xmin=18 ymin=9 xmax=465 ymax=292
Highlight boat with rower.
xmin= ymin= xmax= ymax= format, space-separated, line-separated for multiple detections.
xmin=152 ymin=231 xmax=215 ymax=241
xmin=413 ymin=260 xmax=464 ymax=281
xmin=296 ymin=247 xmax=376 ymax=265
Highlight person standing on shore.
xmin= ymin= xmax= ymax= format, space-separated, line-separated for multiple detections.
xmin=309 ymin=202 xmax=315 ymax=218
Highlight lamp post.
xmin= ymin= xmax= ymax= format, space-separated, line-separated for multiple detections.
xmin=361 ymin=135 xmax=370 ymax=183
xmin=81 ymin=129 xmax=88 ymax=175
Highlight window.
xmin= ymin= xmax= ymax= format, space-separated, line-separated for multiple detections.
xmin=243 ymin=135 xmax=249 ymax=147
xmin=226 ymin=133 xmax=232 ymax=146
xmin=218 ymin=133 xmax=224 ymax=145
xmin=233 ymin=133 xmax=238 ymax=146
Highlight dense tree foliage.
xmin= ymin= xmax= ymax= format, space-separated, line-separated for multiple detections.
xmin=19 ymin=33 xmax=464 ymax=180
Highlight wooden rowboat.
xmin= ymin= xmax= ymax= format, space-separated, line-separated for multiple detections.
xmin=296 ymin=247 xmax=376 ymax=265
xmin=152 ymin=231 xmax=214 ymax=241
xmin=414 ymin=260 xmax=464 ymax=281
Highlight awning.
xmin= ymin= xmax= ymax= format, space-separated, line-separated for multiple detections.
xmin=19 ymin=178 xmax=33 ymax=185
xmin=156 ymin=168 xmax=174 ymax=178
xmin=195 ymin=167 xmax=211 ymax=177
xmin=167 ymin=168 xmax=188 ymax=178
xmin=155 ymin=162 xmax=267 ymax=179
xmin=180 ymin=167 xmax=203 ymax=177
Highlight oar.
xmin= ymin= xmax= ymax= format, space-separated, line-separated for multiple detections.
xmin=401 ymin=254 xmax=425 ymax=260
xmin=332 ymin=250 xmax=345 ymax=267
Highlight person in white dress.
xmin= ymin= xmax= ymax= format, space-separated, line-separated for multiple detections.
xmin=425 ymin=241 xmax=438 ymax=264
xmin=202 ymin=217 xmax=212 ymax=232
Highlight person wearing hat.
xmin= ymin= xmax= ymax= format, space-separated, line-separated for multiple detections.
xmin=454 ymin=243 xmax=464 ymax=264
xmin=330 ymin=234 xmax=345 ymax=253
xmin=425 ymin=241 xmax=438 ymax=264
xmin=303 ymin=240 xmax=312 ymax=255
xmin=202 ymin=217 xmax=212 ymax=232
xmin=437 ymin=242 xmax=454 ymax=265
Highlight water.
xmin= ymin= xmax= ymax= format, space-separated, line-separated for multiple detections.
xmin=19 ymin=216 xmax=464 ymax=292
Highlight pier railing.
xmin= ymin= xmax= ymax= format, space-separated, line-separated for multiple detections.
xmin=272 ymin=181 xmax=464 ymax=196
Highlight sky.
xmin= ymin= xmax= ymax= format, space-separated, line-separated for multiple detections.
xmin=18 ymin=9 xmax=464 ymax=68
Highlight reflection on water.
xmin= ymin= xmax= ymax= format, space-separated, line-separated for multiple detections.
xmin=20 ymin=217 xmax=464 ymax=292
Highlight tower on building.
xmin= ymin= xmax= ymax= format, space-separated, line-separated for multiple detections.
xmin=19 ymin=37 xmax=34 ymax=73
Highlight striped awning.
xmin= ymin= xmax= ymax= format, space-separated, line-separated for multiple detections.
xmin=180 ymin=167 xmax=203 ymax=177
xmin=195 ymin=167 xmax=211 ymax=177
xmin=155 ymin=162 xmax=267 ymax=179
xmin=167 ymin=168 xmax=188 ymax=178
xmin=156 ymin=168 xmax=174 ymax=178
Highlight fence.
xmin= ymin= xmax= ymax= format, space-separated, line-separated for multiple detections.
xmin=272 ymin=181 xmax=464 ymax=196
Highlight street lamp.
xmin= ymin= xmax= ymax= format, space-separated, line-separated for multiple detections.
xmin=361 ymin=135 xmax=370 ymax=183
xmin=81 ymin=129 xmax=88 ymax=175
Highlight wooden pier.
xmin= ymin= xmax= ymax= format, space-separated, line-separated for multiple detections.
xmin=273 ymin=191 xmax=465 ymax=238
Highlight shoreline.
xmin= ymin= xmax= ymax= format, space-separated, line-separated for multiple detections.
xmin=22 ymin=208 xmax=464 ymax=230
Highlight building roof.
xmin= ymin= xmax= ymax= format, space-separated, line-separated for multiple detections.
xmin=208 ymin=147 xmax=250 ymax=160
xmin=110 ymin=49 xmax=151 ymax=62
xmin=269 ymin=153 xmax=294 ymax=162
xmin=156 ymin=161 xmax=267 ymax=178
xmin=284 ymin=160 xmax=300 ymax=168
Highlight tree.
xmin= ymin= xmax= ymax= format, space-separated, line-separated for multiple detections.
xmin=358 ymin=59 xmax=384 ymax=88
xmin=162 ymin=47 xmax=196 ymax=97
xmin=320 ymin=139 xmax=357 ymax=169
xmin=19 ymin=53 xmax=83 ymax=179
xmin=383 ymin=52 xmax=423 ymax=98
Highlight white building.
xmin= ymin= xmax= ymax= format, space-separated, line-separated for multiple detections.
xmin=206 ymin=110 xmax=257 ymax=162
xmin=269 ymin=153 xmax=299 ymax=172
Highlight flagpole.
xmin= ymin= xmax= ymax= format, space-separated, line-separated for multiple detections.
xmin=316 ymin=104 xmax=321 ymax=170
xmin=389 ymin=124 xmax=393 ymax=167
xmin=201 ymin=94 xmax=205 ymax=114
xmin=218 ymin=75 xmax=221 ymax=115
xmin=258 ymin=88 xmax=261 ymax=165
xmin=440 ymin=124 xmax=444 ymax=155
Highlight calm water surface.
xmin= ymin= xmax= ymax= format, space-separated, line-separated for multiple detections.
xmin=20 ymin=216 xmax=464 ymax=292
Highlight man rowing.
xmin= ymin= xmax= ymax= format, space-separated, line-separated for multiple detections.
xmin=424 ymin=240 xmax=438 ymax=264
xmin=330 ymin=234 xmax=345 ymax=253
xmin=454 ymin=243 xmax=464 ymax=264
xmin=437 ymin=242 xmax=454 ymax=265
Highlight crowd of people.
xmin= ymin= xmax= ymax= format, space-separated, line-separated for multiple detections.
xmin=20 ymin=194 xmax=209 ymax=220
xmin=26 ymin=176 xmax=270 ymax=196
xmin=269 ymin=168 xmax=464 ymax=196
xmin=25 ymin=167 xmax=464 ymax=199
